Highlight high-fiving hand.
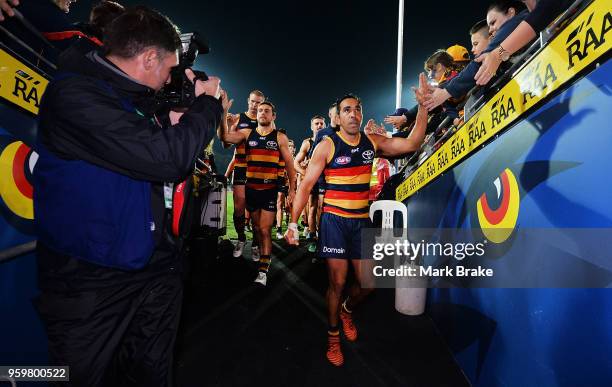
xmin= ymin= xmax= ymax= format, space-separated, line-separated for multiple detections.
xmin=364 ymin=119 xmax=387 ymax=136
xmin=0 ymin=0 xmax=18 ymax=22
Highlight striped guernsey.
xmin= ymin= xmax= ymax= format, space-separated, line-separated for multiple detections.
xmin=234 ymin=112 xmax=258 ymax=170
xmin=246 ymin=128 xmax=281 ymax=190
xmin=322 ymin=131 xmax=375 ymax=218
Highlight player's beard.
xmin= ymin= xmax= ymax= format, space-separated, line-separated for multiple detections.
xmin=258 ymin=119 xmax=272 ymax=127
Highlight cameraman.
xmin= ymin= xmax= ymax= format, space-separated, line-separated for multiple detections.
xmin=33 ymin=6 xmax=228 ymax=386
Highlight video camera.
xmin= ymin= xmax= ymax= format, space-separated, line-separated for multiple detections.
xmin=158 ymin=32 xmax=210 ymax=109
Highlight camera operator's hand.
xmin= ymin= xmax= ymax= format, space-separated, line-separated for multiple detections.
xmin=185 ymin=68 xmax=221 ymax=99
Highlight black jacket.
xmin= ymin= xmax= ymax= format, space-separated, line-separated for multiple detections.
xmin=36 ymin=46 xmax=223 ymax=289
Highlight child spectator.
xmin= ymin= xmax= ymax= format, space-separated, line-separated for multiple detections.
xmin=446 ymin=44 xmax=471 ymax=71
xmin=469 ymin=19 xmax=491 ymax=57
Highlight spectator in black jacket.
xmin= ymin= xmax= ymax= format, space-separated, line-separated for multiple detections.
xmin=474 ymin=0 xmax=575 ymax=85
xmin=33 ymin=6 xmax=227 ymax=386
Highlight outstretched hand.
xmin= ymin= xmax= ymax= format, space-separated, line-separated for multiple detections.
xmin=0 ymin=0 xmax=19 ymax=22
xmin=383 ymin=114 xmax=407 ymax=130
xmin=226 ymin=112 xmax=240 ymax=131
xmin=474 ymin=52 xmax=501 ymax=86
xmin=413 ymin=72 xmax=432 ymax=106
xmin=364 ymin=119 xmax=387 ymax=136
xmin=219 ymin=89 xmax=233 ymax=113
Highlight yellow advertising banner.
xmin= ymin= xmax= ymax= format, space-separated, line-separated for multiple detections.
xmin=0 ymin=48 xmax=49 ymax=115
xmin=396 ymin=0 xmax=611 ymax=202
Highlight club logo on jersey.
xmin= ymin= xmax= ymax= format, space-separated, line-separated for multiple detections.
xmin=335 ymin=156 xmax=351 ymax=165
xmin=362 ymin=150 xmax=374 ymax=160
xmin=266 ymin=141 xmax=278 ymax=149
xmin=248 ymin=140 xmax=258 ymax=146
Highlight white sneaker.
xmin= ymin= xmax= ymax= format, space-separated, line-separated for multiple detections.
xmin=254 ymin=272 xmax=267 ymax=286
xmin=251 ymin=245 xmax=260 ymax=261
xmin=302 ymin=227 xmax=309 ymax=238
xmin=233 ymin=241 xmax=245 ymax=258
xmin=276 ymin=231 xmax=283 ymax=240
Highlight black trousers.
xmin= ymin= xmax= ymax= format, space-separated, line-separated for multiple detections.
xmin=34 ymin=273 xmax=183 ymax=387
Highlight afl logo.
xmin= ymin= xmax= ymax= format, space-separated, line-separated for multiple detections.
xmin=476 ymin=168 xmax=520 ymax=244
xmin=248 ymin=140 xmax=258 ymax=147
xmin=239 ymin=123 xmax=249 ymax=128
xmin=362 ymin=150 xmax=374 ymax=160
xmin=335 ymin=156 xmax=351 ymax=165
xmin=266 ymin=141 xmax=278 ymax=149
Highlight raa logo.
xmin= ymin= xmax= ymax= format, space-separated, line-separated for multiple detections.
xmin=566 ymin=8 xmax=611 ymax=69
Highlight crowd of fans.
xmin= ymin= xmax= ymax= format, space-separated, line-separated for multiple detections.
xmin=383 ymin=0 xmax=577 ymax=174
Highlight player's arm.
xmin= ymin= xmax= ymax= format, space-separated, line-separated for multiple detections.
xmin=225 ymin=155 xmax=236 ymax=178
xmin=278 ymin=133 xmax=297 ymax=194
xmin=219 ymin=113 xmax=249 ymax=144
xmin=286 ymin=139 xmax=330 ymax=245
xmin=366 ymin=107 xmax=427 ymax=157
xmin=293 ymin=139 xmax=310 ymax=175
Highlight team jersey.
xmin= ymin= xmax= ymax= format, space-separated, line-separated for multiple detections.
xmin=245 ymin=128 xmax=281 ymax=190
xmin=305 ymin=137 xmax=315 ymax=159
xmin=322 ymin=131 xmax=375 ymax=218
xmin=234 ymin=112 xmax=258 ymax=169
xmin=278 ymin=155 xmax=287 ymax=187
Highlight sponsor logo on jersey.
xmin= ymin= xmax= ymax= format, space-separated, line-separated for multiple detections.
xmin=362 ymin=150 xmax=374 ymax=160
xmin=322 ymin=246 xmax=346 ymax=254
xmin=266 ymin=141 xmax=278 ymax=149
xmin=335 ymin=156 xmax=351 ymax=165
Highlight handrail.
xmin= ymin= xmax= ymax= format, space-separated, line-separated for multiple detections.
xmin=0 ymin=25 xmax=57 ymax=70
xmin=0 ymin=7 xmax=60 ymax=71
xmin=11 ymin=8 xmax=57 ymax=51
xmin=0 ymin=241 xmax=37 ymax=264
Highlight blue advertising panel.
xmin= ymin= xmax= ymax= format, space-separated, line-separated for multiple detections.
xmin=400 ymin=60 xmax=612 ymax=385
